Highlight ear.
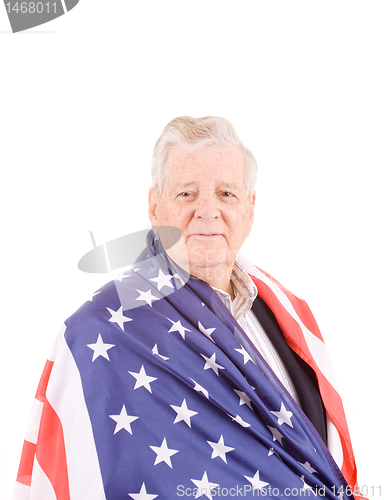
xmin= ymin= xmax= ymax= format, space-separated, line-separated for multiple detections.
xmin=247 ymin=190 xmax=256 ymax=235
xmin=250 ymin=190 xmax=256 ymax=206
xmin=148 ymin=187 xmax=160 ymax=225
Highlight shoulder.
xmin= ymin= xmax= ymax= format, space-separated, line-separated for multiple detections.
xmin=64 ymin=271 xmax=140 ymax=339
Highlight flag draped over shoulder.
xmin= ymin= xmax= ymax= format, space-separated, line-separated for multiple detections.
xmin=14 ymin=232 xmax=364 ymax=500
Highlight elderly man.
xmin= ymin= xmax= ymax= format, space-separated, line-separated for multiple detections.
xmin=14 ymin=117 xmax=363 ymax=500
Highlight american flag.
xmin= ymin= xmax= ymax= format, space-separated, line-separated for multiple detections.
xmin=13 ymin=232 xmax=363 ymax=499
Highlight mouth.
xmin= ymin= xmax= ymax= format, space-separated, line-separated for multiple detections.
xmin=187 ymin=233 xmax=224 ymax=239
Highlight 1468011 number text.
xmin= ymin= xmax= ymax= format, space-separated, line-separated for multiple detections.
xmin=5 ymin=2 xmax=57 ymax=14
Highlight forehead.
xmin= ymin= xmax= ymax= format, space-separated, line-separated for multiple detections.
xmin=166 ymin=146 xmax=245 ymax=185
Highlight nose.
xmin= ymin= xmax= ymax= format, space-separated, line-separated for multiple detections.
xmin=193 ymin=191 xmax=221 ymax=221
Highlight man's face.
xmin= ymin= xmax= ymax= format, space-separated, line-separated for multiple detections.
xmin=148 ymin=146 xmax=255 ymax=284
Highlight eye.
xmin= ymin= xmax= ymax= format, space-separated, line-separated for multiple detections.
xmin=176 ymin=191 xmax=195 ymax=200
xmin=221 ymin=191 xmax=234 ymax=197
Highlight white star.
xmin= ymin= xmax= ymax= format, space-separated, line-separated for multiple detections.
xmin=207 ymin=435 xmax=234 ymax=463
xmin=149 ymin=437 xmax=179 ymax=468
xmin=299 ymin=475 xmax=313 ymax=493
xmin=244 ymin=470 xmax=270 ymax=492
xmin=87 ymin=334 xmax=115 ymax=362
xmin=128 ymin=483 xmax=158 ymax=500
xmin=109 ymin=405 xmax=138 ymax=435
xmin=114 ymin=270 xmax=132 ymax=281
xmin=173 ymin=273 xmax=186 ymax=286
xmin=267 ymin=425 xmax=284 ymax=445
xmin=167 ymin=318 xmax=191 ymax=339
xmin=198 ymin=321 xmax=216 ymax=343
xmin=136 ymin=289 xmax=160 ymax=307
xmin=129 ymin=365 xmax=157 ymax=393
xmin=231 ymin=414 xmax=251 ymax=428
xmin=106 ymin=306 xmax=132 ymax=330
xmin=267 ymin=447 xmax=281 ymax=459
xmin=299 ymin=461 xmax=317 ymax=474
xmin=87 ymin=291 xmax=101 ymax=301
xmin=200 ymin=352 xmax=225 ymax=376
xmin=235 ymin=346 xmax=253 ymax=364
xmin=191 ymin=471 xmax=219 ymax=500
xmin=171 ymin=399 xmax=198 ymax=427
xmin=270 ymin=402 xmax=294 ymax=427
xmin=152 ymin=344 xmax=169 ymax=360
xmin=190 ymin=378 xmax=209 ymax=399
xmin=233 ymin=389 xmax=253 ymax=409
xmin=150 ymin=269 xmax=174 ymax=292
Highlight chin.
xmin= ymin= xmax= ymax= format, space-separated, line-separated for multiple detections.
xmin=189 ymin=259 xmax=222 ymax=270
xmin=188 ymin=240 xmax=228 ymax=259
xmin=187 ymin=248 xmax=232 ymax=275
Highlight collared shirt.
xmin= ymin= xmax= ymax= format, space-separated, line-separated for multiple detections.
xmin=212 ymin=263 xmax=300 ymax=404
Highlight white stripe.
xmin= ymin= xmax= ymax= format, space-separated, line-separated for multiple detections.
xmin=46 ymin=328 xmax=107 ymax=500
xmin=237 ymin=254 xmax=339 ymax=390
xmin=48 ymin=323 xmax=66 ymax=362
xmin=24 ymin=399 xmax=44 ymax=445
xmin=12 ymin=481 xmax=31 ymax=500
xmin=327 ymin=415 xmax=344 ymax=469
xmin=30 ymin=458 xmax=56 ymax=500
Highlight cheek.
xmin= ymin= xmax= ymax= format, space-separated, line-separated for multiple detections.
xmin=229 ymin=210 xmax=247 ymax=228
xmin=160 ymin=205 xmax=192 ymax=230
xmin=227 ymin=210 xmax=253 ymax=241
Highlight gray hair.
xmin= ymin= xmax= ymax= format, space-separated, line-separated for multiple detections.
xmin=151 ymin=116 xmax=257 ymax=195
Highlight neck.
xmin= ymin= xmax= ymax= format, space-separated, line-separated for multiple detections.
xmin=194 ymin=267 xmax=235 ymax=301
xmin=213 ymin=278 xmax=235 ymax=300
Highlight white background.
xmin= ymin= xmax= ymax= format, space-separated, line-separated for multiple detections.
xmin=1 ymin=1 xmax=383 ymax=498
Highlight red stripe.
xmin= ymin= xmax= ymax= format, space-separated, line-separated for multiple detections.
xmin=251 ymin=276 xmax=315 ymax=358
xmin=250 ymin=271 xmax=358 ymax=491
xmin=252 ymin=268 xmax=324 ymax=341
xmin=35 ymin=360 xmax=54 ymax=402
xmin=16 ymin=440 xmax=36 ymax=486
xmin=15 ymin=360 xmax=54 ymax=488
xmin=25 ymin=357 xmax=71 ymax=499
xmin=36 ymin=399 xmax=70 ymax=500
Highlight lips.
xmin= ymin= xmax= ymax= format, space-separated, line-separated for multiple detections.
xmin=188 ymin=233 xmax=224 ymax=239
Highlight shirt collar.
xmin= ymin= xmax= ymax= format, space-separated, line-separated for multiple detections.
xmin=212 ymin=262 xmax=258 ymax=319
